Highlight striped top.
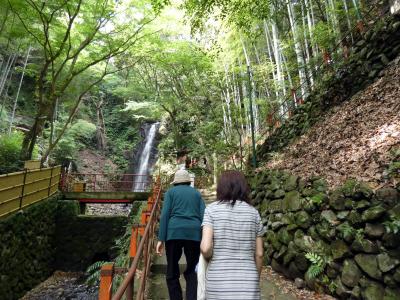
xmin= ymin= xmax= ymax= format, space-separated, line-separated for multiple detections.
xmin=202 ymin=201 xmax=265 ymax=300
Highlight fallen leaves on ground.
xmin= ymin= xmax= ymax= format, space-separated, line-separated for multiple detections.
xmin=264 ymin=60 xmax=400 ymax=188
xmin=261 ymin=267 xmax=337 ymax=300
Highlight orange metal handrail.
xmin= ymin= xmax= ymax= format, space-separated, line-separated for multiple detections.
xmin=98 ymin=177 xmax=162 ymax=300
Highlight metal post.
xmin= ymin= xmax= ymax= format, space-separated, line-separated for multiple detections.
xmin=99 ymin=263 xmax=114 ymax=300
xmin=19 ymin=168 xmax=28 ymax=209
xmin=48 ymin=167 xmax=54 ymax=196
xmin=247 ymin=65 xmax=257 ymax=168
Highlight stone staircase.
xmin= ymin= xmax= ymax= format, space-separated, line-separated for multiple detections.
xmin=148 ymin=187 xmax=298 ymax=299
xmin=198 ymin=188 xmax=216 ymax=205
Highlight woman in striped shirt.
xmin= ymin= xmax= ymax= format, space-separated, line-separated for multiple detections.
xmin=201 ymin=170 xmax=265 ymax=300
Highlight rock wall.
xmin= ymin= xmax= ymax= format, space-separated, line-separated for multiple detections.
xmin=257 ymin=14 xmax=400 ymax=161
xmin=55 ymin=200 xmax=128 ymax=271
xmin=0 ymin=196 xmax=59 ymax=300
xmin=250 ymin=170 xmax=400 ymax=299
xmin=0 ymin=198 xmax=131 ymax=299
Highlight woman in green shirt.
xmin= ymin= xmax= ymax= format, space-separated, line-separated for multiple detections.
xmin=156 ymin=169 xmax=206 ymax=300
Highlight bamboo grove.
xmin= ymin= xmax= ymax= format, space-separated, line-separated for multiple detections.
xmin=0 ymin=0 xmax=387 ymax=172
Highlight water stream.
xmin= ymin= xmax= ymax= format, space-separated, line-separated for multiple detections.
xmin=132 ymin=122 xmax=159 ymax=191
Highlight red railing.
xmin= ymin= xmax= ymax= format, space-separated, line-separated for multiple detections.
xmin=98 ymin=177 xmax=162 ymax=300
xmin=61 ymin=173 xmax=152 ymax=193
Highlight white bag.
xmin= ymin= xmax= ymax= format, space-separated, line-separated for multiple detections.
xmin=197 ymin=254 xmax=208 ymax=300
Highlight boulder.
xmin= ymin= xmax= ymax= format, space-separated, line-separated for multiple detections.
xmin=294 ymin=235 xmax=315 ymax=252
xmin=321 ymin=210 xmax=338 ymax=225
xmin=326 ymin=265 xmax=339 ymax=279
xmin=284 ymin=175 xmax=298 ymax=192
xmin=351 ymin=286 xmax=361 ymax=299
xmin=348 ymin=211 xmax=363 ymax=225
xmin=331 ymin=240 xmax=351 ymax=260
xmin=268 ymin=200 xmax=283 ymax=213
xmin=334 ymin=277 xmax=351 ymax=298
xmin=355 ymin=254 xmax=382 ymax=280
xmin=362 ymin=205 xmax=386 ymax=222
xmin=288 ymin=261 xmax=303 ymax=279
xmin=354 ymin=200 xmax=371 ymax=210
xmin=282 ymin=191 xmax=302 ymax=212
xmin=283 ymin=241 xmax=297 ymax=265
xmin=337 ymin=211 xmax=350 ymax=220
xmin=341 ymin=259 xmax=361 ymax=287
xmin=316 ymin=221 xmax=336 ymax=241
xmin=375 ymin=188 xmax=399 ymax=206
xmin=337 ymin=222 xmax=356 ymax=243
xmin=302 ymin=188 xmax=318 ymax=197
xmin=270 ymin=222 xmax=285 ymax=230
xmin=365 ymin=223 xmax=385 ymax=239
xmin=273 ymin=189 xmax=286 ymax=199
xmin=294 ymin=278 xmax=305 ymax=289
xmin=389 ymin=204 xmax=400 ymax=219
xmin=268 ymin=178 xmax=280 ymax=191
xmin=308 ymin=225 xmax=320 ymax=241
xmin=312 ymin=178 xmax=327 ymax=192
xmin=277 ymin=228 xmax=292 ymax=245
xmin=351 ymin=238 xmax=379 ymax=254
xmin=273 ymin=245 xmax=287 ymax=261
xmin=377 ymin=253 xmax=400 ymax=273
xmin=329 ymin=190 xmax=346 ymax=210
xmin=384 ymin=275 xmax=398 ymax=288
xmin=384 ymin=287 xmax=400 ymax=300
xmin=383 ymin=232 xmax=400 ymax=249
xmin=294 ymin=253 xmax=309 ymax=271
xmin=361 ymin=281 xmax=384 ymax=300
xmin=294 ymin=211 xmax=312 ymax=229
xmin=394 ymin=267 xmax=400 ymax=282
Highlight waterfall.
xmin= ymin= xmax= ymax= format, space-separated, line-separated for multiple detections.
xmin=132 ymin=123 xmax=159 ymax=191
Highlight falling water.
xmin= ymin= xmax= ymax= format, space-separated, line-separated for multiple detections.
xmin=133 ymin=123 xmax=159 ymax=191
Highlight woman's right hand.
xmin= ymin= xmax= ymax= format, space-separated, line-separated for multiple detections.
xmin=156 ymin=241 xmax=164 ymax=256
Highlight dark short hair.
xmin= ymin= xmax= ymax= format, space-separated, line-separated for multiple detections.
xmin=174 ymin=182 xmax=191 ymax=186
xmin=217 ymin=170 xmax=250 ymax=205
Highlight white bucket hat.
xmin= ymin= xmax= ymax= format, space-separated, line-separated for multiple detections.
xmin=172 ymin=169 xmax=191 ymax=184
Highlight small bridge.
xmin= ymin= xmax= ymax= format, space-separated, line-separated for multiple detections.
xmin=61 ymin=173 xmax=153 ymax=204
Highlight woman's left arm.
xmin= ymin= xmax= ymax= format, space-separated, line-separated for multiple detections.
xmin=255 ymin=211 xmax=265 ymax=277
xmin=255 ymin=237 xmax=264 ymax=277
xmin=201 ymin=225 xmax=214 ymax=260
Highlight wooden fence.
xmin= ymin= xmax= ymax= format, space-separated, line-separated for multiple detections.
xmin=0 ymin=166 xmax=61 ymax=218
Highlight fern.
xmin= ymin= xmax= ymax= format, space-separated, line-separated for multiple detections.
xmin=305 ymin=252 xmax=326 ymax=279
xmin=85 ymin=261 xmax=110 ymax=286
xmin=355 ymin=228 xmax=364 ymax=242
xmin=384 ymin=216 xmax=400 ymax=234
xmin=339 ymin=223 xmax=355 ymax=239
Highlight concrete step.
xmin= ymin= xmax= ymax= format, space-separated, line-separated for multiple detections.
xmin=147 ymin=274 xmax=298 ymax=300
xmin=151 ymin=254 xmax=186 ymax=274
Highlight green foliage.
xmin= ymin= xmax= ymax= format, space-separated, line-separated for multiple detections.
xmin=312 ymin=21 xmax=336 ymax=51
xmin=310 ymin=193 xmax=325 ymax=205
xmin=387 ymin=148 xmax=400 ymax=179
xmin=305 ymin=252 xmax=328 ymax=279
xmin=85 ymin=261 xmax=110 ymax=286
xmin=50 ymin=119 xmax=96 ymax=164
xmin=0 ymin=132 xmax=24 ymax=174
xmin=384 ymin=216 xmax=400 ymax=234
xmin=355 ymin=228 xmax=364 ymax=243
xmin=339 ymin=222 xmax=355 ymax=239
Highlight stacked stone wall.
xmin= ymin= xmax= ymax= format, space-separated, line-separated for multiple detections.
xmin=250 ymin=170 xmax=400 ymax=299
xmin=0 ymin=197 xmax=59 ymax=299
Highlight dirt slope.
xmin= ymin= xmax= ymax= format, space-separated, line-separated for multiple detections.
xmin=263 ymin=58 xmax=400 ymax=189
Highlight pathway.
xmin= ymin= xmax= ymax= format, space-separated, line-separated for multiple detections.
xmin=147 ymin=188 xmax=335 ymax=300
